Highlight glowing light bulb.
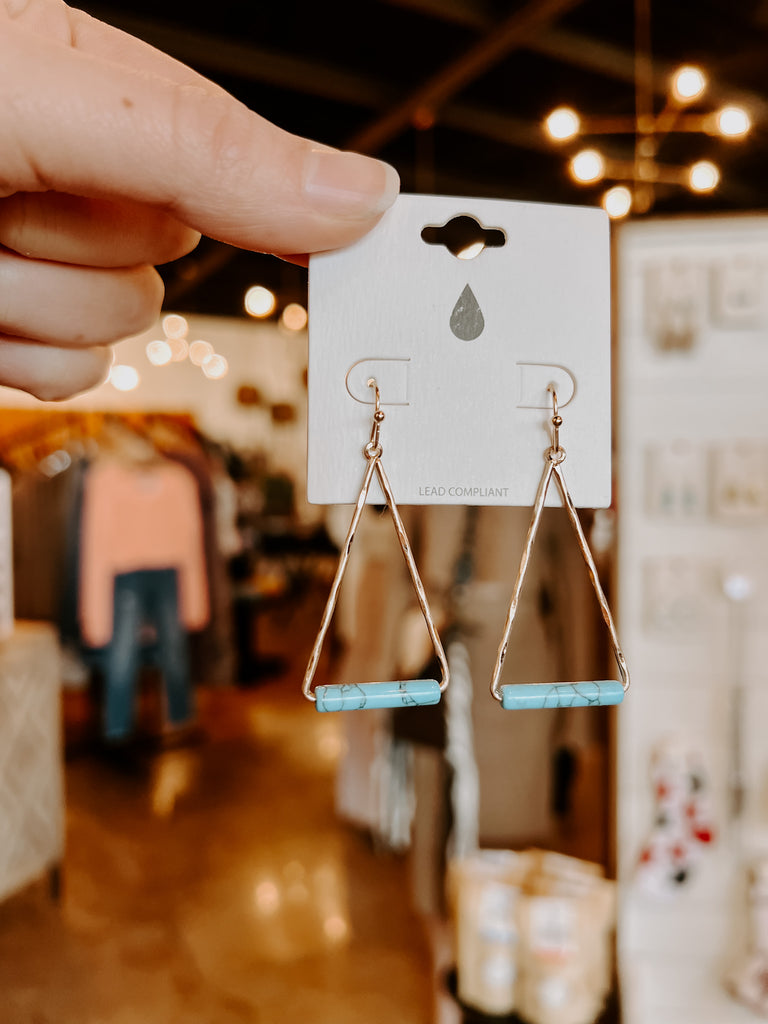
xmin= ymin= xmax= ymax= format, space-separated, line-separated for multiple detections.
xmin=202 ymin=353 xmax=229 ymax=379
xmin=689 ymin=159 xmax=720 ymax=193
xmin=717 ymin=105 xmax=751 ymax=138
xmin=109 ymin=365 xmax=140 ymax=391
xmin=162 ymin=314 xmax=188 ymax=340
xmin=602 ymin=185 xmax=633 ymax=219
xmin=456 ymin=241 xmax=485 ymax=260
xmin=323 ymin=914 xmax=350 ymax=943
xmin=146 ymin=340 xmax=172 ymax=366
xmin=244 ymin=285 xmax=276 ymax=318
xmin=544 ymin=106 xmax=580 ymax=142
xmin=168 ymin=336 xmax=189 ymax=362
xmin=672 ymin=65 xmax=707 ymax=103
xmin=189 ymin=340 xmax=214 ymax=366
xmin=280 ymin=302 xmax=308 ymax=331
xmin=254 ymin=880 xmax=280 ymax=915
xmin=570 ymin=149 xmax=605 ymax=184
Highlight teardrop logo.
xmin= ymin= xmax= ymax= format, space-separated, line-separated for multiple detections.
xmin=450 ymin=284 xmax=484 ymax=341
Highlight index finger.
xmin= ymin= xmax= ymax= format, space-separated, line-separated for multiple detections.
xmin=66 ymin=6 xmax=234 ymax=96
xmin=0 ymin=16 xmax=399 ymax=256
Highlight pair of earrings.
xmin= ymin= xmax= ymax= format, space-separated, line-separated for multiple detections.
xmin=302 ymin=379 xmax=629 ymax=713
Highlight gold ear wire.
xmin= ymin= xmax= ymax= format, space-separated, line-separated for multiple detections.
xmin=490 ymin=385 xmax=629 ymax=710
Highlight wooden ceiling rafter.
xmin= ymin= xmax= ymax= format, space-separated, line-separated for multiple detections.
xmin=347 ymin=0 xmax=587 ymax=153
xmin=84 ymin=4 xmax=768 ymax=158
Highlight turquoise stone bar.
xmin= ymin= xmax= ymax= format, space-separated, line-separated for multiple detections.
xmin=500 ymin=680 xmax=625 ymax=710
xmin=314 ymin=679 xmax=441 ymax=712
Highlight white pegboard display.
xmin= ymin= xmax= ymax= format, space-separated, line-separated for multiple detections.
xmin=308 ymin=194 xmax=611 ymax=508
xmin=616 ymin=215 xmax=768 ymax=1024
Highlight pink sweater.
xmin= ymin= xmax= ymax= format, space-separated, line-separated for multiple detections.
xmin=78 ymin=459 xmax=210 ymax=647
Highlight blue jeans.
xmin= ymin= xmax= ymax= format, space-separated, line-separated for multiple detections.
xmin=104 ymin=568 xmax=191 ymax=740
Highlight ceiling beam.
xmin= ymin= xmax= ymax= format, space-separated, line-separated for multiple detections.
xmin=530 ymin=26 xmax=663 ymax=89
xmin=378 ymin=0 xmax=493 ymax=30
xmin=441 ymin=103 xmax=551 ymax=152
xmin=348 ymin=0 xmax=585 ymax=153
xmin=83 ymin=4 xmax=768 ymax=157
xmin=82 ymin=4 xmax=552 ymax=154
xmin=527 ymin=27 xmax=768 ymax=121
xmin=82 ymin=5 xmax=397 ymax=109
xmin=381 ymin=2 xmax=768 ymax=122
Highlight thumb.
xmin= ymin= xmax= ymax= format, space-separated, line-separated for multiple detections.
xmin=1 ymin=19 xmax=400 ymax=255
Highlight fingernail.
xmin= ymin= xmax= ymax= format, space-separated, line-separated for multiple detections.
xmin=303 ymin=148 xmax=400 ymax=218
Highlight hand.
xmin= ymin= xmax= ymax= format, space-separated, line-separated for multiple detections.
xmin=0 ymin=0 xmax=400 ymax=399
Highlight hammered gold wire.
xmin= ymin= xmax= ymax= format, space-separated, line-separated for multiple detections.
xmin=302 ymin=381 xmax=449 ymax=702
xmin=489 ymin=387 xmax=629 ymax=702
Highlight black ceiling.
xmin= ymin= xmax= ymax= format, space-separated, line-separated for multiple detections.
xmin=78 ymin=0 xmax=768 ymax=318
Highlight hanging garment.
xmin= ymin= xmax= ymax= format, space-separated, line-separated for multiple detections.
xmin=161 ymin=447 xmax=236 ymax=685
xmin=12 ymin=458 xmax=86 ymax=623
xmin=78 ymin=458 xmax=209 ymax=648
xmin=102 ymin=568 xmax=191 ymax=740
xmin=58 ymin=458 xmax=89 ymax=647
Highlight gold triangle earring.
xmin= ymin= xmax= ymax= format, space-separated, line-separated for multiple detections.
xmin=302 ymin=378 xmax=449 ymax=712
xmin=490 ymin=385 xmax=629 ymax=710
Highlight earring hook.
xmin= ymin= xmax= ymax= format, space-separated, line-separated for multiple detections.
xmin=366 ymin=377 xmax=385 ymax=457
xmin=368 ymin=377 xmax=382 ymax=416
xmin=547 ymin=383 xmax=564 ymax=460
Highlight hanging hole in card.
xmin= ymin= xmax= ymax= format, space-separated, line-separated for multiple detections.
xmin=421 ymin=214 xmax=506 ymax=260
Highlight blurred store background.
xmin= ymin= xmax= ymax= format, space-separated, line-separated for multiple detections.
xmin=3 ymin=2 xmax=768 ymax=1023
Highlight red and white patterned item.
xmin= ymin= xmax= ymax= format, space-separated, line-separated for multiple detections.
xmin=635 ymin=737 xmax=716 ymax=898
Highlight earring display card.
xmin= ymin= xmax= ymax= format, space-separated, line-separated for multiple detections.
xmin=711 ymin=441 xmax=768 ymax=523
xmin=308 ymin=194 xmax=611 ymax=507
xmin=643 ymin=558 xmax=714 ymax=633
xmin=644 ymin=260 xmax=704 ymax=353
xmin=645 ymin=442 xmax=708 ymax=520
xmin=710 ymin=257 xmax=768 ymax=331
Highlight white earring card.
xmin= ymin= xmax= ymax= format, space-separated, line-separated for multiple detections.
xmin=308 ymin=194 xmax=611 ymax=507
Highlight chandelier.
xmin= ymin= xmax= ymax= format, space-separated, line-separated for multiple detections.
xmin=542 ymin=1 xmax=752 ymax=219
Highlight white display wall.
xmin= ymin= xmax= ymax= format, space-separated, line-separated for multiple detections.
xmin=0 ymin=314 xmax=309 ymax=464
xmin=616 ymin=215 xmax=768 ymax=1023
xmin=0 ymin=314 xmax=315 ymax=518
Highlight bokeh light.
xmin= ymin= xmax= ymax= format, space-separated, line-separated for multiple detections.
xmin=189 ymin=340 xmax=214 ymax=366
xmin=570 ymin=149 xmax=605 ymax=184
xmin=162 ymin=314 xmax=188 ymax=340
xmin=545 ymin=106 xmax=580 ymax=141
xmin=244 ymin=285 xmax=277 ymax=318
xmin=168 ymin=336 xmax=189 ymax=362
xmin=456 ymin=241 xmax=485 ymax=260
xmin=146 ymin=340 xmax=172 ymax=366
xmin=717 ymin=105 xmax=751 ymax=138
xmin=109 ymin=365 xmax=140 ymax=391
xmin=672 ymin=65 xmax=707 ymax=103
xmin=280 ymin=303 xmax=309 ymax=331
xmin=602 ymin=185 xmax=633 ymax=219
xmin=689 ymin=159 xmax=720 ymax=193
xmin=202 ymin=353 xmax=229 ymax=379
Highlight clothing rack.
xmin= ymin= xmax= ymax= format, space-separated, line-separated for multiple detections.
xmin=0 ymin=409 xmax=198 ymax=474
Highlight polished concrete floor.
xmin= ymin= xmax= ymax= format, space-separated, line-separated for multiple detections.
xmin=0 ymin=589 xmax=433 ymax=1023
